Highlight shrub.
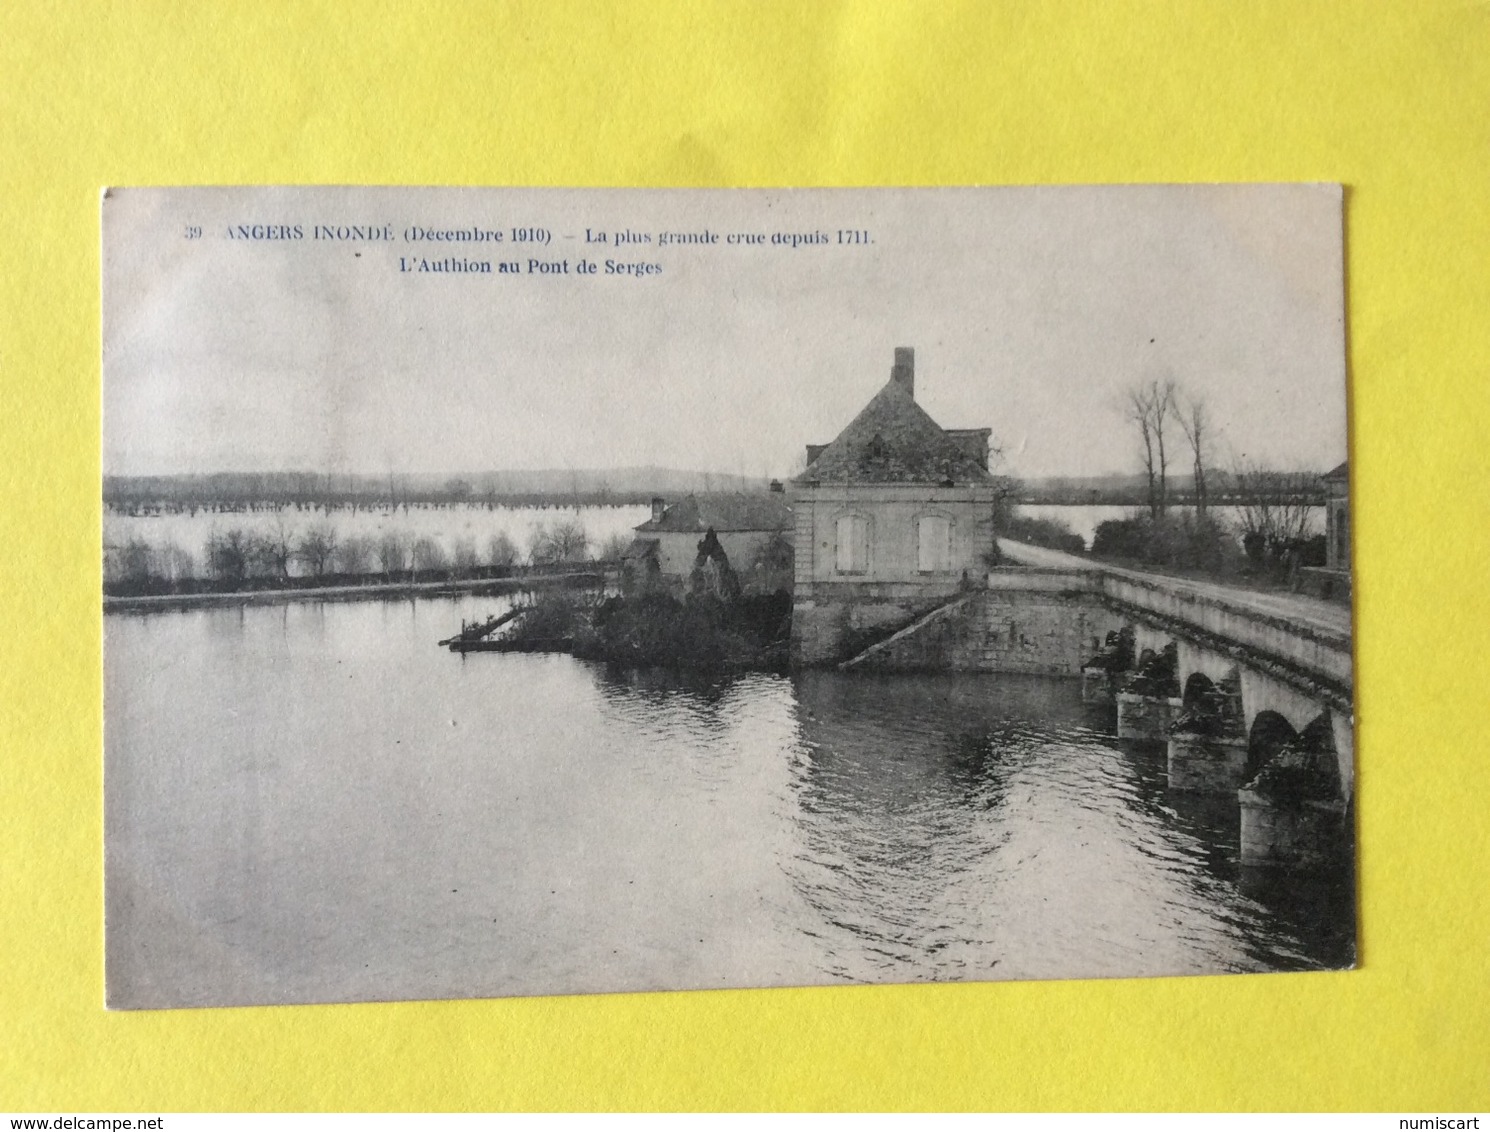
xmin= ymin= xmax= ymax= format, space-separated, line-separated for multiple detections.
xmin=336 ymin=535 xmax=374 ymax=575
xmin=296 ymin=522 xmax=339 ymax=577
xmin=556 ymin=586 xmax=790 ymax=670
xmin=529 ymin=518 xmax=588 ymax=565
xmin=1091 ymin=512 xmax=1241 ymax=574
xmin=486 ymin=532 xmax=519 ymax=569
xmin=595 ymin=532 xmax=632 ymax=563
xmin=411 ymin=536 xmax=447 ymax=573
xmin=451 ymin=536 xmax=480 ymax=575
xmin=377 ymin=531 xmax=409 ymax=576
xmin=1002 ymin=514 xmax=1085 ymax=555
xmin=1091 ymin=517 xmax=1150 ymax=560
xmin=206 ymin=528 xmax=252 ymax=585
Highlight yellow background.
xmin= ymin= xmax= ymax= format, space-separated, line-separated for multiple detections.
xmin=2 ymin=0 xmax=1487 ymax=1112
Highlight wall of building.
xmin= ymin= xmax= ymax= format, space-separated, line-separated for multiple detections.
xmin=791 ymin=583 xmax=962 ymax=666
xmin=841 ymin=583 xmax=1123 ymax=675
xmin=1325 ymin=497 xmax=1350 ymax=570
xmin=789 ymin=484 xmax=998 ymax=665
xmin=791 ymin=485 xmax=997 ymax=591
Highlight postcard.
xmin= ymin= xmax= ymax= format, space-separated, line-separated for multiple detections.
xmin=103 ymin=185 xmax=1354 ymax=1008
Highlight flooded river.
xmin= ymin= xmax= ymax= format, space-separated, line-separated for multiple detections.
xmin=105 ymin=596 xmax=1353 ymax=1008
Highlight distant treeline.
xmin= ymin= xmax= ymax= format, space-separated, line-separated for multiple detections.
xmin=103 ymin=514 xmax=626 ymax=598
xmin=1013 ymin=469 xmax=1327 ymax=508
xmin=103 ymin=469 xmax=767 ymax=512
xmin=105 ymin=483 xmax=656 ymax=513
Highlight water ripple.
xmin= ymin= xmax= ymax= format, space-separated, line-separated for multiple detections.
xmin=106 ymin=600 xmax=1352 ymax=1007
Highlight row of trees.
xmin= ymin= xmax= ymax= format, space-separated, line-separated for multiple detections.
xmin=1123 ymin=377 xmax=1213 ymax=519
xmin=1116 ymin=378 xmax=1326 ymax=575
xmin=104 ymin=494 xmax=654 ymax=518
xmin=104 ymin=518 xmax=625 ymax=592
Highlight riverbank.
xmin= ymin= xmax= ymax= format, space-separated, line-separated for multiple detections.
xmin=479 ymin=588 xmax=793 ymax=673
xmin=104 ymin=570 xmax=607 ymax=613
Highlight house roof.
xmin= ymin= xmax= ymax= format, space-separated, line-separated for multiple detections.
xmin=634 ymin=493 xmax=793 ymax=534
xmin=621 ymin=537 xmax=659 ymax=560
xmin=1322 ymin=461 xmax=1349 ymax=481
xmin=794 ymin=377 xmax=993 ymax=486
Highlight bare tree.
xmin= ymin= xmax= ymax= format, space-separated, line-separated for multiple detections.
xmin=1125 ymin=378 xmax=1177 ymax=518
xmin=259 ymin=517 xmax=296 ymax=580
xmin=1232 ymin=461 xmax=1318 ymax=559
xmin=529 ymin=519 xmax=588 ymax=565
xmin=1152 ymin=379 xmax=1175 ymax=514
xmin=410 ymin=536 xmax=446 ymax=583
xmin=206 ymin=528 xmax=252 ymax=586
xmin=596 ymin=532 xmax=632 ymax=562
xmin=1125 ymin=382 xmax=1158 ymax=518
xmin=486 ymin=531 xmax=519 ymax=569
xmin=336 ymin=535 xmax=373 ymax=575
xmin=297 ymin=521 xmax=339 ymax=577
xmin=376 ymin=531 xmax=408 ymax=579
xmin=113 ymin=537 xmax=155 ymax=586
xmin=246 ymin=534 xmax=279 ymax=579
xmin=527 ymin=523 xmax=552 ymax=566
xmin=548 ymin=518 xmax=588 ymax=563
xmin=158 ymin=542 xmax=196 ymax=582
xmin=451 ymin=536 xmax=480 ymax=577
xmin=1177 ymin=391 xmax=1212 ymax=518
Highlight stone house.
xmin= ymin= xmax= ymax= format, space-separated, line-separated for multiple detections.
xmin=1322 ymin=461 xmax=1349 ymax=570
xmin=623 ymin=491 xmax=794 ymax=588
xmin=790 ymin=347 xmax=999 ymax=664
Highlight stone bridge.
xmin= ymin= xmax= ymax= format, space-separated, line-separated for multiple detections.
xmin=840 ymin=539 xmax=1355 ymax=871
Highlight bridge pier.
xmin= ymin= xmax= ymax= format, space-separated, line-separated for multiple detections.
xmin=1081 ymin=626 xmax=1134 ymax=704
xmin=1169 ymin=733 xmax=1250 ymax=792
xmin=1239 ymin=794 xmax=1350 ymax=871
xmin=1115 ymin=640 xmax=1181 ymax=741
xmin=1166 ymin=670 xmax=1250 ymax=793
xmin=1081 ymin=666 xmax=1111 ymax=702
xmin=1235 ymin=712 xmax=1350 ymax=872
xmin=1116 ymin=692 xmax=1182 ymax=740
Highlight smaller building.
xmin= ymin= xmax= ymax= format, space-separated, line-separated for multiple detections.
xmin=624 ymin=491 xmax=794 ymax=587
xmin=1322 ymin=461 xmax=1349 ymax=570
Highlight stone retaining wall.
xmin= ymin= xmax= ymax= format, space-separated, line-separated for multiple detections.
xmin=841 ymin=582 xmax=1122 ymax=675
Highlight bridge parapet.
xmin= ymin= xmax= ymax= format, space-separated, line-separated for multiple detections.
xmin=996 ymin=539 xmax=1353 ymax=709
xmin=1100 ymin=573 xmax=1351 ymax=696
xmin=986 ymin=565 xmax=1099 ymax=594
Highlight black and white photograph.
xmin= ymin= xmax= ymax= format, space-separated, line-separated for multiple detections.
xmin=103 ymin=184 xmax=1355 ymax=1009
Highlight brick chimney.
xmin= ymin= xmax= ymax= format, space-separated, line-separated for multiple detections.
xmin=891 ymin=346 xmax=914 ymax=399
xmin=650 ymin=496 xmax=665 ymax=523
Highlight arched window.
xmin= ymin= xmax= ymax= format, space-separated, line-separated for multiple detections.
xmin=917 ymin=514 xmax=952 ymax=573
xmin=834 ymin=514 xmax=869 ymax=575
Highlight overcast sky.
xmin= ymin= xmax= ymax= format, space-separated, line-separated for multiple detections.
xmin=103 ymin=184 xmax=1346 ymax=481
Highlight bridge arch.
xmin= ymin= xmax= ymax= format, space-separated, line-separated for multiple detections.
xmin=1247 ymin=710 xmax=1297 ymax=782
xmin=1182 ymin=671 xmax=1216 ymax=706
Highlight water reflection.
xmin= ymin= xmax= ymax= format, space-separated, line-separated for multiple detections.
xmin=105 ymin=597 xmax=1350 ymax=1008
xmin=783 ymin=671 xmax=1331 ymax=982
